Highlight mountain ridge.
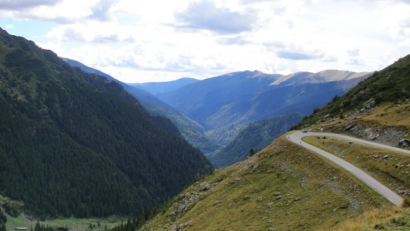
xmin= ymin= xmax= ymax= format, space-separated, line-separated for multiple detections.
xmin=128 ymin=78 xmax=199 ymax=95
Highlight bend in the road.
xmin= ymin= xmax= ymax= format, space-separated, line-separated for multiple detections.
xmin=287 ymin=131 xmax=404 ymax=207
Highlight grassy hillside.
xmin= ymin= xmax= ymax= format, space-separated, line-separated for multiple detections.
xmin=303 ymin=136 xmax=410 ymax=202
xmin=207 ymin=113 xmax=304 ymax=169
xmin=0 ymin=27 xmax=213 ymax=219
xmin=291 ymin=54 xmax=410 ymax=130
xmin=133 ymin=54 xmax=410 ymax=231
xmin=140 ymin=137 xmax=390 ymax=231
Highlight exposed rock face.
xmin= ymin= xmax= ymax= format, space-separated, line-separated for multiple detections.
xmin=343 ymin=124 xmax=355 ymax=131
xmin=164 ymin=181 xmax=218 ymax=223
xmin=399 ymin=139 xmax=410 ymax=148
xmin=346 ymin=125 xmax=408 ymax=147
xmin=213 ymin=200 xmax=222 ymax=206
xmin=231 ymin=178 xmax=242 ymax=184
xmin=200 ymin=182 xmax=211 ymax=191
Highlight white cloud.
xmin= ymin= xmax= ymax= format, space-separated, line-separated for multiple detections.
xmin=0 ymin=0 xmax=63 ymax=10
xmin=5 ymin=0 xmax=410 ymax=82
xmin=173 ymin=0 xmax=257 ymax=34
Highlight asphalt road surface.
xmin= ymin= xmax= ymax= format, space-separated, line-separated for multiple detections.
xmin=288 ymin=131 xmax=406 ymax=206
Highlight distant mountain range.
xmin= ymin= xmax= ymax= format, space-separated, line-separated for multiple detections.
xmin=157 ymin=70 xmax=371 ymax=145
xmin=128 ymin=78 xmax=199 ymax=95
xmin=62 ymin=57 xmax=371 ymax=168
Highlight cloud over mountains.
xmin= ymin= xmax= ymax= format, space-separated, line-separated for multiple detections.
xmin=1 ymin=0 xmax=409 ymax=83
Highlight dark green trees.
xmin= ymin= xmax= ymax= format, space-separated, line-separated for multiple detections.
xmin=0 ymin=27 xmax=213 ymax=218
xmin=0 ymin=209 xmax=6 ymax=231
xmin=249 ymin=148 xmax=256 ymax=156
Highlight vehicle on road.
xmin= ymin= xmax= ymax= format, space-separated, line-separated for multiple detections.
xmin=302 ymin=130 xmax=308 ymax=133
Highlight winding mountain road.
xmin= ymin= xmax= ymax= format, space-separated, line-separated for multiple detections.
xmin=287 ymin=132 xmax=408 ymax=206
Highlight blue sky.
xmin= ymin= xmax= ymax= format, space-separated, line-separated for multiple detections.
xmin=1 ymin=0 xmax=410 ymax=83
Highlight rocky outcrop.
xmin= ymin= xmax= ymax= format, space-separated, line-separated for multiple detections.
xmin=349 ymin=126 xmax=408 ymax=147
xmin=163 ymin=180 xmax=218 ymax=227
xmin=199 ymin=182 xmax=211 ymax=191
xmin=336 ymin=122 xmax=409 ymax=148
xmin=399 ymin=139 xmax=410 ymax=148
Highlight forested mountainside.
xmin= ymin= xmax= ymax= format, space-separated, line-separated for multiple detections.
xmin=62 ymin=58 xmax=221 ymax=154
xmin=0 ymin=28 xmax=212 ymax=219
xmin=207 ymin=113 xmax=304 ymax=168
xmin=0 ymin=209 xmax=6 ymax=231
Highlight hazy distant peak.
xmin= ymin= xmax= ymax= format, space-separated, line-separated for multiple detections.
xmin=270 ymin=70 xmax=372 ymax=87
xmin=313 ymin=70 xmax=354 ymax=81
xmin=218 ymin=70 xmax=280 ymax=79
xmin=347 ymin=71 xmax=374 ymax=80
xmin=251 ymin=70 xmax=268 ymax=78
xmin=313 ymin=70 xmax=372 ymax=81
xmin=270 ymin=71 xmax=312 ymax=86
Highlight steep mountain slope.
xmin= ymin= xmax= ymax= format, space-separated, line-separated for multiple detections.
xmin=61 ymin=58 xmax=221 ymax=153
xmin=138 ymin=98 xmax=221 ymax=153
xmin=207 ymin=113 xmax=304 ymax=169
xmin=136 ymin=55 xmax=410 ymax=231
xmin=0 ymin=28 xmax=213 ymax=218
xmin=128 ymin=78 xmax=199 ymax=95
xmin=158 ymin=70 xmax=370 ymax=145
xmin=291 ymin=54 xmax=410 ymax=131
xmin=140 ymin=136 xmax=390 ymax=231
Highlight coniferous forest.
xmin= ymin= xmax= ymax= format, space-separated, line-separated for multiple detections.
xmin=0 ymin=209 xmax=6 ymax=231
xmin=0 ymin=28 xmax=213 ymax=219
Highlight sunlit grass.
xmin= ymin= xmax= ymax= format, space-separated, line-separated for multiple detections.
xmin=324 ymin=207 xmax=410 ymax=231
xmin=303 ymin=136 xmax=410 ymax=207
xmin=142 ymin=137 xmax=391 ymax=231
